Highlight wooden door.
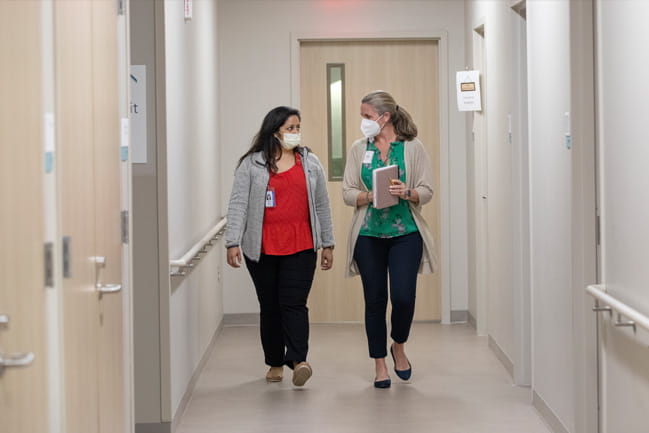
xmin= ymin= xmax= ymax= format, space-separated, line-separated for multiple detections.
xmin=55 ymin=1 xmax=125 ymax=432
xmin=56 ymin=2 xmax=101 ymax=431
xmin=0 ymin=2 xmax=48 ymax=432
xmin=300 ymin=40 xmax=441 ymax=322
xmin=92 ymin=2 xmax=125 ymax=432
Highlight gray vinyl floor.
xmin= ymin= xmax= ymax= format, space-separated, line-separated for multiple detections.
xmin=175 ymin=322 xmax=551 ymax=433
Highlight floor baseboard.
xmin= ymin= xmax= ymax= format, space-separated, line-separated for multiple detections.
xmin=468 ymin=311 xmax=477 ymax=329
xmin=135 ymin=422 xmax=171 ymax=433
xmin=532 ymin=390 xmax=571 ymax=433
xmin=171 ymin=319 xmax=225 ymax=432
xmin=488 ymin=335 xmax=514 ymax=379
xmin=450 ymin=310 xmax=469 ymax=323
xmin=224 ymin=313 xmax=259 ymax=326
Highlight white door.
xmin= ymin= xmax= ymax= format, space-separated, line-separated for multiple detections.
xmin=596 ymin=2 xmax=649 ymax=432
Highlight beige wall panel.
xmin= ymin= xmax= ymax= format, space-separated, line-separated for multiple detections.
xmin=0 ymin=2 xmax=48 ymax=432
xmin=301 ymin=40 xmax=441 ymax=322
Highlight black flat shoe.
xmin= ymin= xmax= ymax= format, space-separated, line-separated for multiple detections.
xmin=374 ymin=377 xmax=391 ymax=388
xmin=390 ymin=345 xmax=412 ymax=381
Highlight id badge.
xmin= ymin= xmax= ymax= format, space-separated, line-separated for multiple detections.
xmin=363 ymin=150 xmax=374 ymax=165
xmin=265 ymin=187 xmax=276 ymax=208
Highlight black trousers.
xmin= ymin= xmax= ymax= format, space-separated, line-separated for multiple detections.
xmin=245 ymin=249 xmax=317 ymax=368
xmin=353 ymin=232 xmax=423 ymax=359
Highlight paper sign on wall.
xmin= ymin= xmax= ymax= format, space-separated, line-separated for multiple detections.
xmin=184 ymin=0 xmax=193 ymax=20
xmin=129 ymin=65 xmax=147 ymax=164
xmin=456 ymin=70 xmax=482 ymax=111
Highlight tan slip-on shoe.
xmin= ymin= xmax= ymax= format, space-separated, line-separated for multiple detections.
xmin=292 ymin=362 xmax=312 ymax=387
xmin=266 ymin=366 xmax=284 ymax=383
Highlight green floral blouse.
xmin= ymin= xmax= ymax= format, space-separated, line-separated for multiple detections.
xmin=360 ymin=140 xmax=419 ymax=238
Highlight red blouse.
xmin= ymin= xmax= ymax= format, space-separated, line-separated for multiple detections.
xmin=261 ymin=153 xmax=314 ymax=255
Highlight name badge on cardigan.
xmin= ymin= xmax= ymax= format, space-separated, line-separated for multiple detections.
xmin=265 ymin=187 xmax=276 ymax=208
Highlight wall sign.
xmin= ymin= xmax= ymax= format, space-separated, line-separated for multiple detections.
xmin=129 ymin=65 xmax=147 ymax=164
xmin=184 ymin=0 xmax=193 ymax=20
xmin=456 ymin=70 xmax=482 ymax=111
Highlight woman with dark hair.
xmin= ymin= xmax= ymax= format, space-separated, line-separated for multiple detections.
xmin=224 ymin=106 xmax=334 ymax=387
xmin=342 ymin=91 xmax=437 ymax=388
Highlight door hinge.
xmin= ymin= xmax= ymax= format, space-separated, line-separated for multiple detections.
xmin=121 ymin=210 xmax=129 ymax=244
xmin=596 ymin=213 xmax=601 ymax=246
xmin=117 ymin=0 xmax=125 ymax=16
xmin=44 ymin=242 xmax=54 ymax=288
xmin=62 ymin=236 xmax=72 ymax=278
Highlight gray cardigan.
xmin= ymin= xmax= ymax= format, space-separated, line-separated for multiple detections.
xmin=224 ymin=147 xmax=335 ymax=262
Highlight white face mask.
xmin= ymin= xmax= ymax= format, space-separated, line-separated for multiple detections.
xmin=360 ymin=114 xmax=384 ymax=141
xmin=280 ymin=132 xmax=301 ymax=150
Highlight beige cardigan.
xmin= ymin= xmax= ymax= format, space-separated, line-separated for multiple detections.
xmin=342 ymin=137 xmax=438 ymax=278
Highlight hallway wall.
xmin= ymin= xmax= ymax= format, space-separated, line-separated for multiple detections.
xmin=217 ymin=0 xmax=468 ymax=319
xmin=527 ymin=2 xmax=575 ymax=431
xmin=163 ymin=0 xmax=223 ymax=416
xmin=463 ymin=2 xmax=598 ymax=432
xmin=464 ymin=0 xmax=518 ymax=377
xmin=594 ymin=1 xmax=649 ymax=432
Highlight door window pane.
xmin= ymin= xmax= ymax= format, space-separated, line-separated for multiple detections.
xmin=327 ymin=64 xmax=346 ymax=180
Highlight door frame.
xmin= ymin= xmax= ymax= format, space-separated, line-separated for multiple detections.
xmin=117 ymin=4 xmax=135 ymax=433
xmin=569 ymin=1 xmax=599 ymax=431
xmin=290 ymin=30 xmax=452 ymax=324
xmin=509 ymin=10 xmax=531 ymax=386
xmin=41 ymin=1 xmax=65 ymax=431
xmin=470 ymin=22 xmax=488 ymax=336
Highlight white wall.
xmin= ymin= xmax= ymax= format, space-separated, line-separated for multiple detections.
xmin=527 ymin=1 xmax=574 ymax=430
xmin=218 ymin=0 xmax=468 ymax=316
xmin=465 ymin=1 xmax=599 ymax=431
xmin=164 ymin=0 xmax=223 ymax=415
xmin=596 ymin=2 xmax=649 ymax=432
xmin=464 ymin=0 xmax=518 ymax=369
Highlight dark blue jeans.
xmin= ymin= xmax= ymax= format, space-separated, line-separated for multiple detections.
xmin=353 ymin=232 xmax=423 ymax=359
xmin=245 ymin=249 xmax=317 ymax=368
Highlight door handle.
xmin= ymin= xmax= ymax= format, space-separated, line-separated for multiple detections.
xmin=0 ymin=315 xmax=36 ymax=372
xmin=0 ymin=351 xmax=35 ymax=371
xmin=96 ymin=283 xmax=122 ymax=293
xmin=94 ymin=256 xmax=122 ymax=294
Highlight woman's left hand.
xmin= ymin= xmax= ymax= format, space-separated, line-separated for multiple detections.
xmin=321 ymin=247 xmax=334 ymax=270
xmin=389 ymin=179 xmax=408 ymax=199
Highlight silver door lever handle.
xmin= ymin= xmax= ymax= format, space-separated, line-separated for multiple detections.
xmin=0 ymin=352 xmax=35 ymax=370
xmin=94 ymin=256 xmax=121 ymax=293
xmin=0 ymin=314 xmax=8 ymax=325
xmin=96 ymin=283 xmax=122 ymax=293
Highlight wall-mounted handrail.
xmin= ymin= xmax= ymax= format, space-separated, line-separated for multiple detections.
xmin=586 ymin=284 xmax=649 ymax=334
xmin=170 ymin=217 xmax=227 ymax=276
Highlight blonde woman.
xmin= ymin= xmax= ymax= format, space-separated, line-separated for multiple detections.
xmin=342 ymin=91 xmax=436 ymax=388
